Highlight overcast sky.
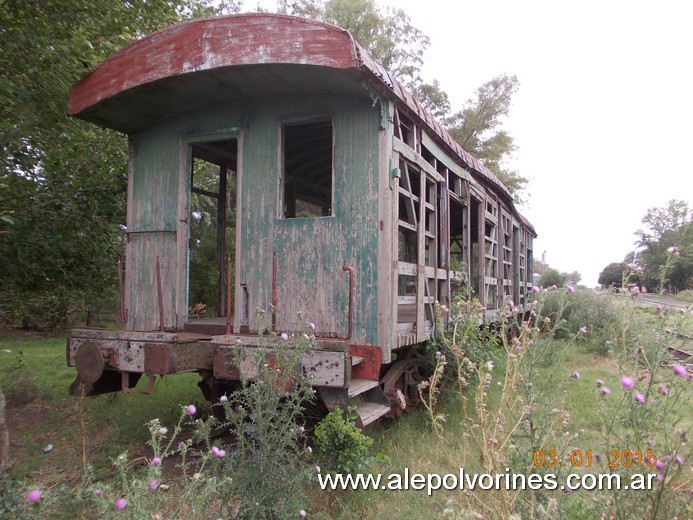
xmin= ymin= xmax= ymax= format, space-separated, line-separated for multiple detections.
xmin=376 ymin=0 xmax=693 ymax=286
xmin=255 ymin=0 xmax=693 ymax=285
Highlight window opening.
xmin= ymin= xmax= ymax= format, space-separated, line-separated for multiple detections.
xmin=282 ymin=119 xmax=333 ymax=218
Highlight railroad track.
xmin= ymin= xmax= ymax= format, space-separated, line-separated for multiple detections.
xmin=637 ymin=294 xmax=690 ymax=310
xmin=662 ymin=327 xmax=692 ymax=373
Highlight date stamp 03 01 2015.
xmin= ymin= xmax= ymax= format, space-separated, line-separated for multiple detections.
xmin=533 ymin=449 xmax=660 ymax=469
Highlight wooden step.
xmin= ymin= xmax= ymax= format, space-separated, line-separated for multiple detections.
xmin=351 ymin=355 xmax=364 ymax=366
xmin=351 ymin=401 xmax=391 ymax=428
xmin=348 ymin=378 xmax=379 ymax=398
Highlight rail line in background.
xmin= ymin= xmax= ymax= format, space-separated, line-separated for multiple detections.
xmin=630 ymin=294 xmax=692 ymax=372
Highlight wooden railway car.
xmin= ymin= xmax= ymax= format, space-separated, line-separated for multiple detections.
xmin=66 ymin=13 xmax=536 ymax=426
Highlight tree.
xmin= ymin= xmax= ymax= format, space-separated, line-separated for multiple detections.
xmin=445 ymin=75 xmax=528 ymax=202
xmin=0 ymin=1 xmax=241 ymax=328
xmin=566 ymin=271 xmax=582 ymax=284
xmin=633 ymin=200 xmax=692 ymax=291
xmin=598 ymin=262 xmax=639 ymax=289
xmin=539 ymin=268 xmax=567 ymax=288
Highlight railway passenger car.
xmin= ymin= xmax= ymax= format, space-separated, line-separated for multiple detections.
xmin=66 ymin=13 xmax=536 ymax=426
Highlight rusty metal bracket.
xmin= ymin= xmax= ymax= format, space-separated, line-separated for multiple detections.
xmin=340 ymin=265 xmax=354 ymax=341
xmin=226 ymin=255 xmax=232 ymax=335
xmin=117 ymin=258 xmax=125 ymax=329
xmin=121 ymin=372 xmax=156 ymax=394
xmin=272 ymin=253 xmax=278 ymax=333
xmin=156 ymin=256 xmax=164 ymax=332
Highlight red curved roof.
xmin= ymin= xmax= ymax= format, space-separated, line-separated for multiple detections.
xmin=69 ymin=13 xmax=512 ymax=200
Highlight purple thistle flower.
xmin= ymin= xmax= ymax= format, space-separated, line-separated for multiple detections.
xmin=152 ymin=457 xmax=162 ymax=466
xmin=596 ymin=379 xmax=604 ymax=387
xmin=186 ymin=404 xmax=197 ymax=415
xmin=435 ymin=351 xmax=442 ymax=358
xmin=299 ymin=510 xmax=307 ymax=518
xmin=656 ymin=305 xmax=663 ymax=312
xmin=149 ymin=479 xmax=159 ymax=491
xmin=620 ymin=376 xmax=635 ymax=389
xmin=571 ymin=371 xmax=580 ymax=380
xmin=211 ymin=446 xmax=220 ymax=457
xmin=217 ymin=449 xmax=226 ymax=457
xmin=299 ymin=426 xmax=305 ymax=434
xmin=307 ymin=446 xmax=313 ymax=454
xmin=674 ymin=455 xmax=684 ymax=465
xmin=656 ymin=460 xmax=665 ymax=470
xmin=601 ymin=386 xmax=611 ymax=395
xmin=26 ymin=490 xmax=42 ymax=504
xmin=579 ymin=326 xmax=588 ymax=334
xmin=656 ymin=474 xmax=664 ymax=482
xmin=658 ymin=384 xmax=669 ymax=396
xmin=114 ymin=498 xmax=127 ymax=511
xmin=673 ymin=365 xmax=687 ymax=377
xmin=567 ymin=285 xmax=575 ymax=294
xmin=94 ymin=489 xmax=102 ymax=497
xmin=281 ymin=332 xmax=289 ymax=341
xmin=532 ymin=285 xmax=540 ymax=293
xmin=309 ymin=322 xmax=316 ymax=331
xmin=634 ymin=393 xmax=645 ymax=404
xmin=315 ymin=465 xmax=321 ymax=474
xmin=219 ymin=395 xmax=228 ymax=403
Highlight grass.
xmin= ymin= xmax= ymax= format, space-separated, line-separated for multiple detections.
xmin=1 ymin=309 xmax=691 ymax=519
xmin=0 ymin=332 xmax=204 ymax=481
xmin=315 ymin=330 xmax=692 ymax=519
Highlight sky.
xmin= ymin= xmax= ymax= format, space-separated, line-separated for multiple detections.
xmin=255 ymin=0 xmax=693 ymax=286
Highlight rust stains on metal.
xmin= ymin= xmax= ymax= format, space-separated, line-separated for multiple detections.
xmin=340 ymin=265 xmax=354 ymax=341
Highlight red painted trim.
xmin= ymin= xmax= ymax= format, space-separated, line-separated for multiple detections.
xmin=349 ymin=344 xmax=381 ymax=381
xmin=69 ymin=13 xmax=512 ymax=203
xmin=68 ymin=14 xmax=359 ymax=117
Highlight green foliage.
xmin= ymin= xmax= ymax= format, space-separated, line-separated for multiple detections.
xmin=432 ymin=299 xmax=500 ymax=388
xmin=598 ymin=262 xmax=633 ymax=288
xmin=633 ymin=199 xmax=692 ymax=291
xmin=674 ymin=289 xmax=693 ymax=303
xmin=314 ymin=408 xmax=375 ymax=474
xmin=587 ymin=316 xmax=691 ymax=519
xmin=538 ymin=267 xmax=567 ymax=288
xmin=213 ymin=326 xmax=317 ymax=518
xmin=0 ymin=350 xmax=41 ymax=406
xmin=0 ymin=2 xmax=180 ymax=329
xmin=0 ymin=1 xmax=243 ymax=330
xmin=535 ymin=289 xmax=621 ymax=357
xmin=188 ymin=160 xmax=237 ymax=314
xmin=445 ymin=74 xmax=528 ymax=202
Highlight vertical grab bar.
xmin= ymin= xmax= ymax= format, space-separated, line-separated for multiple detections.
xmin=341 ymin=265 xmax=354 ymax=341
xmin=225 ymin=256 xmax=232 ymax=335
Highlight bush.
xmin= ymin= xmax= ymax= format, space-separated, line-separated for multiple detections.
xmin=535 ymin=289 xmax=621 ymax=356
xmin=314 ymin=408 xmax=375 ymax=474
